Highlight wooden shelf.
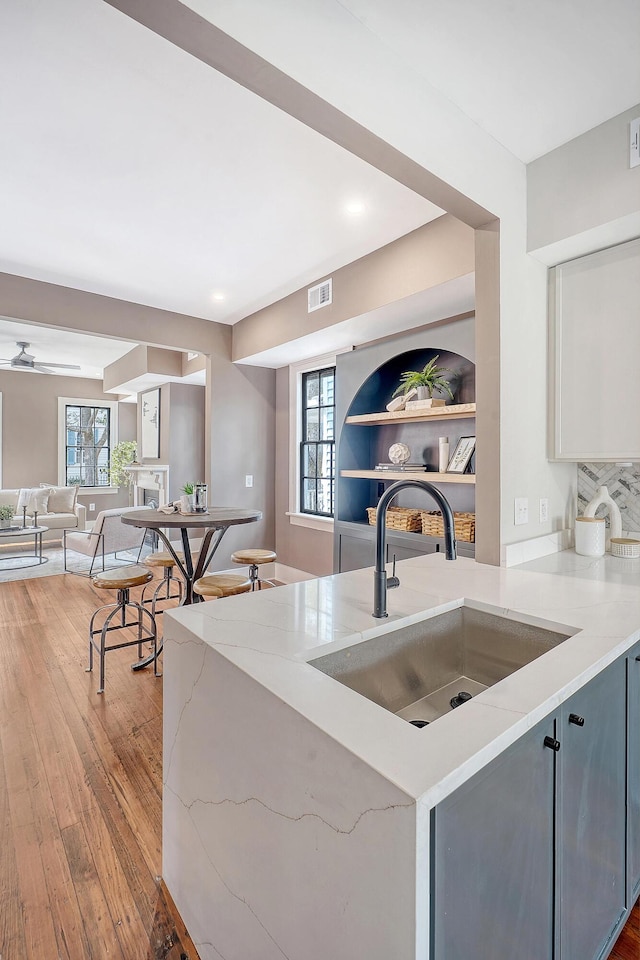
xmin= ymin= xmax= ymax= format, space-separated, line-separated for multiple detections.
xmin=340 ymin=469 xmax=476 ymax=485
xmin=345 ymin=402 xmax=476 ymax=426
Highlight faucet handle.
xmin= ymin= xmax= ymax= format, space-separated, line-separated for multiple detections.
xmin=388 ymin=553 xmax=400 ymax=590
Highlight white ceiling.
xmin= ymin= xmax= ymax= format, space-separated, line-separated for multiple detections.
xmin=186 ymin=0 xmax=640 ymax=164
xmin=0 ymin=318 xmax=136 ymax=380
xmin=0 ymin=0 xmax=442 ymax=326
xmin=0 ymin=0 xmax=637 ymax=374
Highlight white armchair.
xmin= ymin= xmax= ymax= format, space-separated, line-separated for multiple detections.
xmin=63 ymin=506 xmax=151 ymax=577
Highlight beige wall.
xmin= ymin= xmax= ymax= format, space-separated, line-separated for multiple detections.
xmin=0 ymin=274 xmax=278 ymax=565
xmin=0 ymin=369 xmax=135 ymax=520
xmin=205 ymin=328 xmax=277 ymax=570
xmin=103 ymin=344 xmax=183 ymax=392
xmin=233 ymin=216 xmax=474 ymax=361
xmin=527 ymin=104 xmax=640 ymax=262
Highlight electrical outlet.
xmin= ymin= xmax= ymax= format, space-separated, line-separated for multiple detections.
xmin=245 ymin=475 xmax=253 ymax=488
xmin=514 ymin=498 xmax=529 ymax=525
xmin=539 ymin=498 xmax=549 ymax=523
xmin=89 ymin=502 xmax=95 ymax=512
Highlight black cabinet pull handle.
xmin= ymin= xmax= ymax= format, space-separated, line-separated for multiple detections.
xmin=636 ymin=655 xmax=640 ymax=661
xmin=568 ymin=713 xmax=585 ymax=726
xmin=544 ymin=736 xmax=561 ymax=751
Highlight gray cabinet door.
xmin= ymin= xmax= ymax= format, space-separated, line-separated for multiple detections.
xmin=628 ymin=645 xmax=640 ymax=901
xmin=433 ymin=717 xmax=555 ymax=960
xmin=558 ymin=659 xmax=626 ymax=960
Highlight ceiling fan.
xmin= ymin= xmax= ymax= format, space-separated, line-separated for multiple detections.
xmin=0 ymin=341 xmax=81 ymax=374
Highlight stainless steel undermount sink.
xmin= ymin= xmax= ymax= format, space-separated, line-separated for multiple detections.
xmin=309 ymin=605 xmax=574 ymax=727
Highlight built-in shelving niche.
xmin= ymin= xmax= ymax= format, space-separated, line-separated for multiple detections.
xmin=334 ymin=333 xmax=476 ymax=572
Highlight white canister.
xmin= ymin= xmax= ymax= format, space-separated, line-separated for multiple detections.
xmin=574 ymin=516 xmax=606 ymax=557
xmin=438 ymin=437 xmax=450 ymax=473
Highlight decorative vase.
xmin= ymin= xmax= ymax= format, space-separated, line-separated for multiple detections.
xmin=180 ymin=494 xmax=195 ymax=513
xmin=416 ymin=386 xmax=429 ymax=400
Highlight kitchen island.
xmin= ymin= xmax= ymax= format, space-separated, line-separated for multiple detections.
xmin=162 ymin=552 xmax=640 ymax=960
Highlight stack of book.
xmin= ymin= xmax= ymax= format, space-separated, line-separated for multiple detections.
xmin=375 ymin=463 xmax=427 ymax=472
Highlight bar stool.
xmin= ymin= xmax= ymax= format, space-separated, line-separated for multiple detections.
xmin=193 ymin=573 xmax=252 ymax=599
xmin=231 ymin=549 xmax=277 ymax=590
xmin=142 ymin=551 xmax=184 ymax=616
xmin=88 ymin=565 xmax=159 ymax=694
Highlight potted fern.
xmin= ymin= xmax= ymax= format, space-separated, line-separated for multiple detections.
xmin=392 ymin=356 xmax=455 ymax=406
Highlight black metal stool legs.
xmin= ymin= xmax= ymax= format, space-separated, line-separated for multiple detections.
xmin=88 ymin=586 xmax=158 ymax=694
xmin=248 ymin=562 xmax=277 ymax=591
xmin=141 ymin=565 xmax=183 ymax=616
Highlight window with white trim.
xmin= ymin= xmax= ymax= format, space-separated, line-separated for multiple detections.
xmin=299 ymin=366 xmax=335 ymax=517
xmin=58 ymin=397 xmax=119 ymax=491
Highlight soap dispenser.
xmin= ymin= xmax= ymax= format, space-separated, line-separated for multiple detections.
xmin=583 ymin=484 xmax=622 ymax=550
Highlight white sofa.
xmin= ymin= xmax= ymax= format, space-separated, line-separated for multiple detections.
xmin=0 ymin=485 xmax=86 ymax=542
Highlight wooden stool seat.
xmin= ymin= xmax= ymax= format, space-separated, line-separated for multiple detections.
xmin=92 ymin=565 xmax=154 ymax=591
xmin=231 ymin=548 xmax=277 ymax=590
xmin=231 ymin=548 xmax=277 ymax=565
xmin=193 ymin=574 xmax=252 ymax=598
xmin=88 ymin=566 xmax=158 ymax=694
xmin=144 ymin=551 xmax=184 ymax=569
xmin=142 ymin=553 xmax=184 ymax=614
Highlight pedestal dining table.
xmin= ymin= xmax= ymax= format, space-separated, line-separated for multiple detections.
xmin=121 ymin=506 xmax=262 ymax=669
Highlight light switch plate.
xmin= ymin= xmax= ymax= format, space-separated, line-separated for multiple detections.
xmin=245 ymin=475 xmax=253 ymax=488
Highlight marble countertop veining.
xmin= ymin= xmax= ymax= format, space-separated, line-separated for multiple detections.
xmin=165 ymin=550 xmax=640 ymax=806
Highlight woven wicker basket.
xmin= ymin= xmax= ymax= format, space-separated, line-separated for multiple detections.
xmin=421 ymin=511 xmax=476 ymax=542
xmin=366 ymin=506 xmax=423 ymax=532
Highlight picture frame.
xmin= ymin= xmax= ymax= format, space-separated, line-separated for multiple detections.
xmin=140 ymin=387 xmax=161 ymax=459
xmin=446 ymin=435 xmax=476 ymax=474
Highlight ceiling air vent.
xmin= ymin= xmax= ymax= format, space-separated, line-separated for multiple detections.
xmin=308 ymin=278 xmax=333 ymax=313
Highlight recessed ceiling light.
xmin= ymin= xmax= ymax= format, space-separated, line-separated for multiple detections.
xmin=345 ymin=200 xmax=366 ymax=215
xmin=212 ymin=292 xmax=226 ymax=302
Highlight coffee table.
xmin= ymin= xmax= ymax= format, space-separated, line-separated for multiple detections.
xmin=0 ymin=525 xmax=49 ymax=569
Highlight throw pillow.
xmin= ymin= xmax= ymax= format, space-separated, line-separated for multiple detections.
xmin=17 ymin=487 xmax=50 ymax=515
xmin=40 ymin=484 xmax=78 ymax=513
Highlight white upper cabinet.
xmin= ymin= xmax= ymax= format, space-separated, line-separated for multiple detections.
xmin=549 ymin=238 xmax=640 ymax=461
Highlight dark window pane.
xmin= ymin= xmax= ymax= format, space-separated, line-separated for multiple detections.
xmin=305 ymin=372 xmax=319 ymax=407
xmin=317 ymin=443 xmax=333 ymax=478
xmin=318 ymin=479 xmax=332 ymax=515
xmin=320 ymin=407 xmax=334 ymax=441
xmin=320 ymin=370 xmax=334 ymax=407
xmin=305 ymin=407 xmax=319 ymax=441
xmin=303 ymin=444 xmax=317 ymax=478
xmin=302 ymin=479 xmax=317 ymax=513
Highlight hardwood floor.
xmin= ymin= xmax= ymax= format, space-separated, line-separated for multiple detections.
xmin=612 ymin=898 xmax=640 ymax=959
xmin=0 ymin=572 xmax=198 ymax=960
xmin=2 ymin=571 xmax=640 ymax=960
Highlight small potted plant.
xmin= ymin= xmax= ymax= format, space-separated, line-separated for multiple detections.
xmin=180 ymin=483 xmax=195 ymax=514
xmin=392 ymin=355 xmax=455 ymax=407
xmin=0 ymin=505 xmax=15 ymax=529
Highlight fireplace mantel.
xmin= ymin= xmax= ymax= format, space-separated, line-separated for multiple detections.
xmin=127 ymin=463 xmax=170 ymax=506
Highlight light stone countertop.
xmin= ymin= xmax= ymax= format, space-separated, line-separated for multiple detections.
xmin=165 ymin=550 xmax=640 ymax=807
